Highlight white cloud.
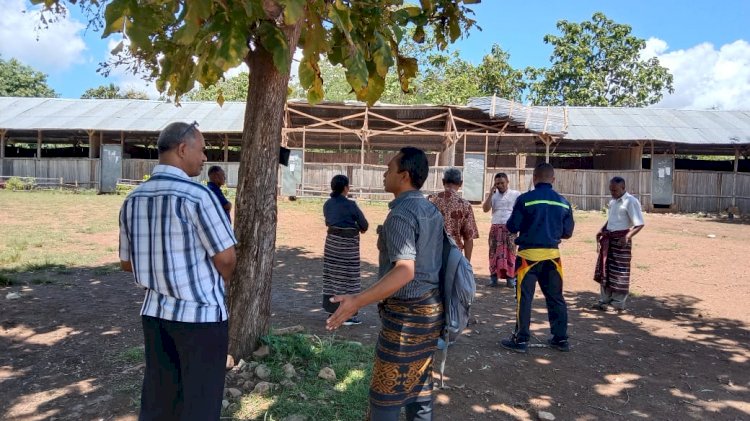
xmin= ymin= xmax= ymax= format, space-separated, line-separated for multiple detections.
xmin=103 ymin=38 xmax=161 ymax=99
xmin=0 ymin=0 xmax=86 ymax=72
xmin=644 ymin=37 xmax=750 ymax=110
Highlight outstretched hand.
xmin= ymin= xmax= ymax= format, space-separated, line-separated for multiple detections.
xmin=325 ymin=295 xmax=360 ymax=331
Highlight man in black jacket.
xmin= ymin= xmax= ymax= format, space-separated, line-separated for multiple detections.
xmin=501 ymin=163 xmax=575 ymax=353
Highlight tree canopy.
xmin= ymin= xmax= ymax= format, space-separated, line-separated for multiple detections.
xmin=34 ymin=0 xmax=480 ymax=360
xmin=525 ymin=12 xmax=674 ymax=107
xmin=81 ymin=83 xmax=149 ymax=99
xmin=0 ymin=56 xmax=58 ymax=98
xmin=184 ymin=72 xmax=250 ymax=102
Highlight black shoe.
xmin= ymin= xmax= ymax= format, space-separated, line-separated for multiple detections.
xmin=505 ymin=277 xmax=517 ymax=289
xmin=591 ymin=303 xmax=608 ymax=311
xmin=500 ymin=337 xmax=528 ymax=353
xmin=547 ymin=338 xmax=570 ymax=352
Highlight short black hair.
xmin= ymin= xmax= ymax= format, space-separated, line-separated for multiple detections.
xmin=533 ymin=163 xmax=555 ymax=182
xmin=157 ymin=121 xmax=199 ymax=154
xmin=442 ymin=168 xmax=462 ymax=185
xmin=397 ymin=147 xmax=429 ymax=189
xmin=610 ymin=176 xmax=626 ymax=186
xmin=208 ymin=165 xmax=224 ymax=175
xmin=494 ymin=172 xmax=509 ymax=180
xmin=330 ymin=174 xmax=349 ymax=197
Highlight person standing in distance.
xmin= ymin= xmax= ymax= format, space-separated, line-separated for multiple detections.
xmin=501 ymin=163 xmax=574 ymax=353
xmin=119 ymin=121 xmax=237 ymax=420
xmin=482 ymin=172 xmax=521 ymax=288
xmin=593 ymin=176 xmax=645 ymax=312
xmin=428 ymin=167 xmax=479 ymax=261
xmin=207 ymin=165 xmax=232 ymax=222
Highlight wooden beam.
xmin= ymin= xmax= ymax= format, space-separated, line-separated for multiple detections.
xmin=732 ymin=147 xmax=740 ymax=207
xmin=37 ymin=130 xmax=42 ymax=159
xmin=224 ymin=134 xmax=229 ymax=162
xmin=120 ymin=131 xmax=125 ymax=150
xmin=301 ymin=128 xmax=306 ymax=195
xmin=0 ymin=129 xmax=6 ymax=159
xmin=366 ymin=110 xmax=448 ymax=134
xmin=87 ymin=130 xmax=96 ymax=159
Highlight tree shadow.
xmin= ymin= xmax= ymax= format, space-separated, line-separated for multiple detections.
xmin=0 ymin=265 xmax=146 ymax=421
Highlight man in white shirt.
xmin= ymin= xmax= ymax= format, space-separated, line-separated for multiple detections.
xmin=593 ymin=176 xmax=645 ymax=311
xmin=482 ymin=172 xmax=522 ymax=288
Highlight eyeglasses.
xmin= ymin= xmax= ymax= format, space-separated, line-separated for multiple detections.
xmin=178 ymin=121 xmax=199 ymax=140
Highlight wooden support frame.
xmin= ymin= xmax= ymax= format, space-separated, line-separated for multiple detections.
xmin=87 ymin=130 xmax=96 ymax=159
xmin=0 ymin=129 xmax=6 ymax=159
xmin=37 ymin=130 xmax=42 ymax=159
xmin=223 ymin=134 xmax=229 ymax=163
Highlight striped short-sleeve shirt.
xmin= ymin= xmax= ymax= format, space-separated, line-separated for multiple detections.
xmin=119 ymin=164 xmax=237 ymax=323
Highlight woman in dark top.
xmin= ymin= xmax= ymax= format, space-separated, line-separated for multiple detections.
xmin=322 ymin=175 xmax=369 ymax=325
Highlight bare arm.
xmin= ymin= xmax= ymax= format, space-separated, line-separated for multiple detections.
xmin=482 ymin=187 xmax=496 ymax=213
xmin=463 ymin=237 xmax=474 ymax=262
xmin=212 ymin=246 xmax=237 ymax=284
xmin=626 ymin=225 xmax=644 ymax=242
xmin=120 ymin=260 xmax=133 ymax=272
xmin=326 ymin=259 xmax=415 ymax=330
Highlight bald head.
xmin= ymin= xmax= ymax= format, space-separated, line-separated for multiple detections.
xmin=533 ymin=163 xmax=555 ymax=184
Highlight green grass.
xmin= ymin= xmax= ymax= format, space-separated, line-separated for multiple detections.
xmin=117 ymin=346 xmax=145 ymax=364
xmin=229 ymin=334 xmax=373 ymax=421
xmin=0 ymin=190 xmax=123 ymax=276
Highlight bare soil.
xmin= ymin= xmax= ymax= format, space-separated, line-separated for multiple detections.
xmin=2 ymin=201 xmax=749 ymax=420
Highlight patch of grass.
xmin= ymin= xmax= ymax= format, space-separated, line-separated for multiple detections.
xmin=30 ymin=277 xmax=54 ymax=285
xmin=93 ymin=263 xmax=121 ymax=275
xmin=229 ymin=334 xmax=373 ymax=421
xmin=117 ymin=346 xmax=145 ymax=364
xmin=0 ymin=273 xmax=14 ymax=286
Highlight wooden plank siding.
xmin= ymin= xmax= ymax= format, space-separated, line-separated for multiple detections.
xmin=2 ymin=157 xmax=750 ymax=214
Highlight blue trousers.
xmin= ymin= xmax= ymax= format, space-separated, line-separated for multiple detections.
xmin=514 ymin=257 xmax=568 ymax=343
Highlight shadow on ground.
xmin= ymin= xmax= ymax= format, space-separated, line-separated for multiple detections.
xmin=2 ymin=246 xmax=748 ymax=420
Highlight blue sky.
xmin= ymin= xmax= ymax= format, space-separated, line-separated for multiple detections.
xmin=2 ymin=0 xmax=749 ymax=109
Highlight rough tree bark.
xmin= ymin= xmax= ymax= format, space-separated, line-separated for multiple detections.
xmin=228 ymin=20 xmax=303 ymax=360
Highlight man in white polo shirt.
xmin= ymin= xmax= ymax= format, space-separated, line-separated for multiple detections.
xmin=593 ymin=176 xmax=644 ymax=311
xmin=482 ymin=172 xmax=522 ymax=288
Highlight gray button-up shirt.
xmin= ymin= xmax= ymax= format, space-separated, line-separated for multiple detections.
xmin=377 ymin=190 xmax=444 ymax=299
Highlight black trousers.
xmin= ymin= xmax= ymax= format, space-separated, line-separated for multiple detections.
xmin=139 ymin=316 xmax=228 ymax=421
xmin=514 ymin=257 xmax=568 ymax=343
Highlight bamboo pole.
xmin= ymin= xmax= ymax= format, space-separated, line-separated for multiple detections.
xmin=301 ymin=127 xmax=306 ymax=196
xmin=732 ymin=147 xmax=739 ymax=207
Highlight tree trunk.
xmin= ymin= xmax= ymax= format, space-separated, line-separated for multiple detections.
xmin=228 ymin=21 xmax=302 ymax=360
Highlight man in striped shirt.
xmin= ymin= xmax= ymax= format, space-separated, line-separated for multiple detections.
xmin=119 ymin=121 xmax=237 ymax=421
xmin=326 ymin=147 xmax=445 ymax=421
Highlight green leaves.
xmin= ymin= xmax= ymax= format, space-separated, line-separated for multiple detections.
xmin=278 ymin=0 xmax=306 ymax=24
xmin=527 ymin=12 xmax=673 ymax=107
xmin=257 ymin=21 xmax=291 ymax=75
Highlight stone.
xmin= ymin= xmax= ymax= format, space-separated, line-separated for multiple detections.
xmin=236 ymin=359 xmax=248 ymax=370
xmin=282 ymin=363 xmax=297 ymax=378
xmin=537 ymin=410 xmax=556 ymax=420
xmin=227 ymin=388 xmax=242 ymax=399
xmin=239 ymin=371 xmax=254 ymax=381
xmin=225 ymin=355 xmax=235 ymax=370
xmin=280 ymin=379 xmax=296 ymax=388
xmin=243 ymin=380 xmax=256 ymax=391
xmin=253 ymin=381 xmax=275 ymax=395
xmin=707 ymin=234 xmax=716 ymax=238
xmin=282 ymin=415 xmax=307 ymax=421
xmin=252 ymin=345 xmax=270 ymax=359
xmin=255 ymin=364 xmax=272 ymax=381
xmin=245 ymin=361 xmax=260 ymax=371
xmin=222 ymin=400 xmax=230 ymax=410
xmin=318 ymin=367 xmax=336 ymax=381
xmin=5 ymin=292 xmax=21 ymax=300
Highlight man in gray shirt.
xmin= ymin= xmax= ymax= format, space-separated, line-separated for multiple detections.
xmin=327 ymin=147 xmax=444 ymax=421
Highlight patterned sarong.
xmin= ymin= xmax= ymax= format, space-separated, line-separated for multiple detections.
xmin=489 ymin=224 xmax=517 ymax=278
xmin=594 ymin=229 xmax=632 ymax=293
xmin=322 ymin=227 xmax=360 ymax=313
xmin=369 ymin=290 xmax=444 ymax=411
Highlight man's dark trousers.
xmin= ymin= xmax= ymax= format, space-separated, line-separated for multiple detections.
xmin=139 ymin=316 xmax=228 ymax=421
xmin=514 ymin=257 xmax=568 ymax=343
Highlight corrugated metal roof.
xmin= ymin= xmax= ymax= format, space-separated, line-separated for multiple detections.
xmin=468 ymin=96 xmax=750 ymax=145
xmin=0 ymin=97 xmax=247 ymax=133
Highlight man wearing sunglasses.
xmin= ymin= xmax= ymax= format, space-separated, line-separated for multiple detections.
xmin=119 ymin=121 xmax=237 ymax=420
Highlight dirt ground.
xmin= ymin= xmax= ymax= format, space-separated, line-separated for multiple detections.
xmin=2 ymin=199 xmax=749 ymax=420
